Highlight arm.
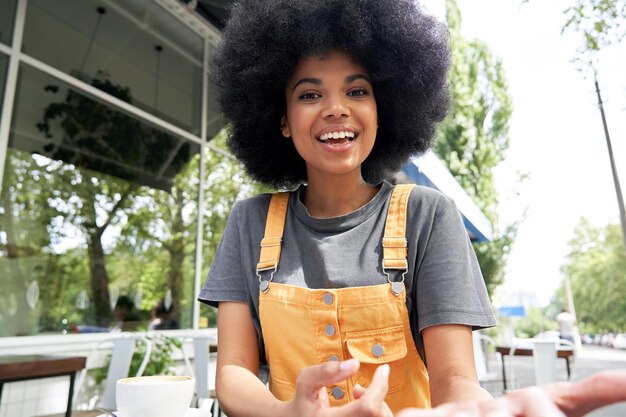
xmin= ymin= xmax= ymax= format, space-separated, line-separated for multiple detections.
xmin=422 ymin=324 xmax=492 ymax=405
xmin=216 ymin=301 xmax=284 ymax=417
xmin=396 ymin=370 xmax=626 ymax=417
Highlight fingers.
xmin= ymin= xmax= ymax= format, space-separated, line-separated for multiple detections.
xmin=505 ymin=386 xmax=567 ymax=417
xmin=296 ymin=359 xmax=360 ymax=401
xmin=359 ymin=364 xmax=390 ymax=404
xmin=397 ymin=387 xmax=566 ymax=417
xmin=337 ymin=365 xmax=392 ymax=417
xmin=353 ymin=383 xmax=366 ymax=399
xmin=545 ymin=369 xmax=626 ymax=417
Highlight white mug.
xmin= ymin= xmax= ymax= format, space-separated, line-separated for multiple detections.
xmin=116 ymin=375 xmax=195 ymax=417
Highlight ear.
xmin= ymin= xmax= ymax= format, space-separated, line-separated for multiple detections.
xmin=280 ymin=116 xmax=291 ymax=138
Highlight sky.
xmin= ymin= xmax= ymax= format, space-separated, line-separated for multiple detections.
xmin=423 ymin=0 xmax=626 ymax=307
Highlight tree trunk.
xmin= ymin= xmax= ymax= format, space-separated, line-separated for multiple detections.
xmin=167 ymin=187 xmax=186 ymax=320
xmin=88 ymin=231 xmax=111 ymax=326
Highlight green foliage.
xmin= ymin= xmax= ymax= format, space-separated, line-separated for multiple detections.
xmin=560 ymin=219 xmax=626 ymax=333
xmin=436 ymin=0 xmax=518 ymax=296
xmin=561 ymin=0 xmax=625 ymax=62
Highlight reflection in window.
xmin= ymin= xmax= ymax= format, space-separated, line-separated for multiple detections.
xmin=0 ymin=0 xmax=18 ymax=46
xmin=22 ymin=0 xmax=206 ymax=135
xmin=0 ymin=64 xmax=203 ymax=336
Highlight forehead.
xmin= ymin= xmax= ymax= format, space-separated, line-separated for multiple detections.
xmin=288 ymin=50 xmax=369 ymax=83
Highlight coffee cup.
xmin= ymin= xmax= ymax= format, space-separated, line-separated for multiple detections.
xmin=116 ymin=375 xmax=195 ymax=417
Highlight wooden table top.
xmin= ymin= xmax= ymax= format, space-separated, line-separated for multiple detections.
xmin=496 ymin=345 xmax=574 ymax=359
xmin=0 ymin=355 xmax=87 ymax=381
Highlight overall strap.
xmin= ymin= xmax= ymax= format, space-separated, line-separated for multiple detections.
xmin=382 ymin=184 xmax=415 ymax=273
xmin=256 ymin=192 xmax=290 ymax=274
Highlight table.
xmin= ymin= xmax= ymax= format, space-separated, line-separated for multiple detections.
xmin=496 ymin=345 xmax=574 ymax=391
xmin=0 ymin=355 xmax=87 ymax=417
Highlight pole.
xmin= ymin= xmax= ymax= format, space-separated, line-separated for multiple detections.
xmin=594 ymin=71 xmax=626 ymax=253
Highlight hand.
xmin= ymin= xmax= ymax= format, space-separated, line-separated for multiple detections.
xmin=282 ymin=358 xmax=393 ymax=417
xmin=396 ymin=370 xmax=626 ymax=417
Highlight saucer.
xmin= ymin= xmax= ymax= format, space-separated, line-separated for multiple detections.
xmin=97 ymin=408 xmax=209 ymax=417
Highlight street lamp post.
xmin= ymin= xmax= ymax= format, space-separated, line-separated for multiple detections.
xmin=593 ymin=71 xmax=626 ymax=253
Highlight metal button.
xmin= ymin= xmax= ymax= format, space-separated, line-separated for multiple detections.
xmin=372 ymin=344 xmax=385 ymax=357
xmin=331 ymin=386 xmax=344 ymax=399
xmin=323 ymin=292 xmax=334 ymax=305
xmin=391 ymin=281 xmax=404 ymax=295
xmin=325 ymin=324 xmax=335 ymax=337
xmin=328 ymin=355 xmax=339 ymax=362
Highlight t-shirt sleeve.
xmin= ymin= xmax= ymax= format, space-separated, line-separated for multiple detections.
xmin=415 ymin=200 xmax=497 ymax=331
xmin=198 ymin=202 xmax=248 ymax=307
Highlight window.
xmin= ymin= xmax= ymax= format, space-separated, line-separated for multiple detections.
xmin=0 ymin=63 xmax=202 ymax=336
xmin=0 ymin=0 xmax=18 ymax=46
xmin=0 ymin=0 xmax=255 ymax=340
xmin=23 ymin=0 xmax=204 ymax=135
xmin=0 ymin=53 xmax=8 ymax=113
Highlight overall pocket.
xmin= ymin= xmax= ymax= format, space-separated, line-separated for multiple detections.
xmin=345 ymin=325 xmax=407 ymax=393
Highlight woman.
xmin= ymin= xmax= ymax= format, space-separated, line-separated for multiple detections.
xmin=199 ymin=1 xmax=626 ymax=416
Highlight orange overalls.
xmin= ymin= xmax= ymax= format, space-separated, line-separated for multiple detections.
xmin=256 ymin=184 xmax=431 ymax=412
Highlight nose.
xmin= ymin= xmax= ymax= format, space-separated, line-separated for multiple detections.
xmin=323 ymin=95 xmax=350 ymax=119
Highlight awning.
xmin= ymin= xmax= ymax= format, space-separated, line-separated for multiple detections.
xmin=401 ymin=150 xmax=493 ymax=242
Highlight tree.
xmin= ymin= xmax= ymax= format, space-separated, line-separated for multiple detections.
xmin=118 ymin=130 xmax=264 ymax=327
xmin=435 ymin=0 xmax=517 ymax=296
xmin=37 ymin=78 xmax=140 ymax=325
xmin=561 ymin=0 xmax=626 ymax=61
xmin=560 ymin=218 xmax=626 ymax=333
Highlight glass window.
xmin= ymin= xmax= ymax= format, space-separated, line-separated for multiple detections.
xmin=0 ymin=64 xmax=202 ymax=337
xmin=0 ymin=0 xmax=18 ymax=46
xmin=22 ymin=0 xmax=205 ymax=135
xmin=0 ymin=53 xmax=8 ymax=113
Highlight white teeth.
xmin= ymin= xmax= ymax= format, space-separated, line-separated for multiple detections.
xmin=319 ymin=131 xmax=355 ymax=141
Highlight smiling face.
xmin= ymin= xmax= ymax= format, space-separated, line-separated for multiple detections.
xmin=282 ymin=50 xmax=378 ymax=182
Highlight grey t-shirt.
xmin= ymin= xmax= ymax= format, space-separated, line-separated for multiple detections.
xmin=199 ymin=181 xmax=496 ymax=363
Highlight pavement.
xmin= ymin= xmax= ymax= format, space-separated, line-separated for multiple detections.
xmin=483 ymin=345 xmax=626 ymax=416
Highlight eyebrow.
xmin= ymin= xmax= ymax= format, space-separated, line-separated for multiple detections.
xmin=291 ymin=74 xmax=371 ymax=91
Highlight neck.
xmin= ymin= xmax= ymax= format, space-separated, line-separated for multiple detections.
xmin=301 ymin=171 xmax=379 ymax=218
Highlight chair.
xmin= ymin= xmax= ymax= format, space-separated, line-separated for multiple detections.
xmin=187 ymin=335 xmax=221 ymax=416
xmin=472 ymin=332 xmax=504 ymax=393
xmin=38 ymin=335 xmax=152 ymax=417
xmin=73 ymin=335 xmax=153 ymax=414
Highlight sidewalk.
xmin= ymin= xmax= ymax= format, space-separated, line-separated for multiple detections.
xmin=485 ymin=345 xmax=626 ymax=416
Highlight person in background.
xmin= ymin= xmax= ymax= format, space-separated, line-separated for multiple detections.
xmin=148 ymin=299 xmax=180 ymax=331
xmin=556 ymin=308 xmax=577 ymax=344
xmin=111 ymin=295 xmax=141 ymax=331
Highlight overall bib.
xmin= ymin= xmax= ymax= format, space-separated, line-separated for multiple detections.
xmin=257 ymin=184 xmax=431 ymax=412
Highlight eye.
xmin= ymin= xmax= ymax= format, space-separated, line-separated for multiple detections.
xmin=347 ymin=88 xmax=369 ymax=97
xmin=298 ymin=91 xmax=321 ymax=101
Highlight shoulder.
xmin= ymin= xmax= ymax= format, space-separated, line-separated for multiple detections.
xmin=406 ymin=184 xmax=456 ymax=220
xmin=230 ymin=193 xmax=273 ymax=221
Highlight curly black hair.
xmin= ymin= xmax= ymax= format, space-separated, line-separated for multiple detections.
xmin=213 ymin=0 xmax=450 ymax=187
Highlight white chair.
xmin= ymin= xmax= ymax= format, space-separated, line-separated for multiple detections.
xmin=73 ymin=335 xmax=152 ymax=413
xmin=472 ymin=332 xmax=504 ymax=393
xmin=186 ymin=335 xmax=220 ymax=415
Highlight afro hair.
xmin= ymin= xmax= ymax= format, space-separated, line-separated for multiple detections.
xmin=213 ymin=0 xmax=451 ymax=188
